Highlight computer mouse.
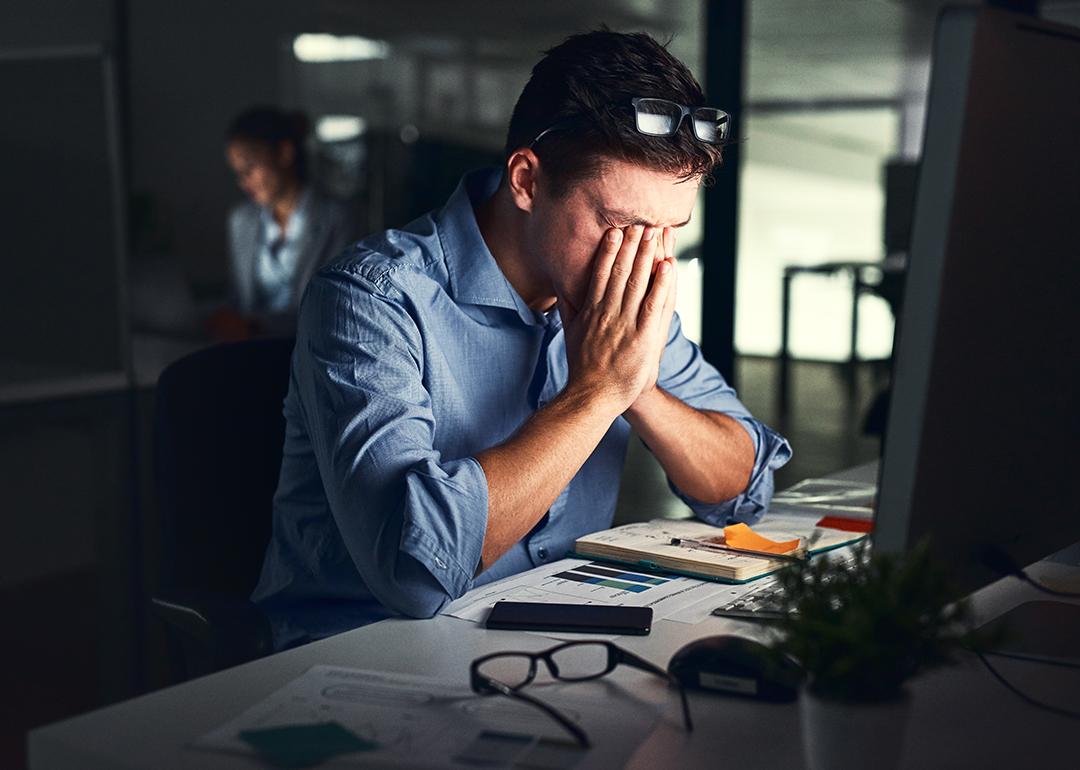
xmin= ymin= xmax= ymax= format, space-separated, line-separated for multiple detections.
xmin=668 ymin=635 xmax=802 ymax=702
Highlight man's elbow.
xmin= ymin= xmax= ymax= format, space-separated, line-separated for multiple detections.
xmin=705 ymin=413 xmax=756 ymax=502
xmin=378 ymin=580 xmax=451 ymax=620
xmin=696 ymin=452 xmax=754 ymax=505
xmin=388 ymin=592 xmax=446 ymax=620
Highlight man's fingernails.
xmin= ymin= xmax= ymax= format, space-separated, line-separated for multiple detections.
xmin=607 ymin=229 xmax=622 ymax=243
xmin=642 ymin=227 xmax=656 ymax=241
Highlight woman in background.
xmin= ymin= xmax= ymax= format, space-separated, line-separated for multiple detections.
xmin=219 ymin=106 xmax=355 ymax=336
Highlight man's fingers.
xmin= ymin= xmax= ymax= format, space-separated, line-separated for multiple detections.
xmin=622 ymin=226 xmax=659 ymax=311
xmin=663 ymin=227 xmax=675 ymax=261
xmin=604 ymin=224 xmax=645 ymax=307
xmin=587 ymin=228 xmax=623 ymax=305
xmin=640 ymin=257 xmax=674 ymax=328
xmin=659 ymin=231 xmax=678 ymax=333
xmin=661 ymin=255 xmax=678 ymax=329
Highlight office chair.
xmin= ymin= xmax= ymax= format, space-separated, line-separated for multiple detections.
xmin=151 ymin=337 xmax=294 ymax=680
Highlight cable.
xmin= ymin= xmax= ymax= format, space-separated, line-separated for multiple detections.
xmin=979 ymin=545 xmax=1080 ymax=598
xmin=982 ymin=649 xmax=1080 ymax=671
xmin=971 ymin=547 xmax=1080 ymax=716
xmin=977 ymin=652 xmax=1080 ymax=720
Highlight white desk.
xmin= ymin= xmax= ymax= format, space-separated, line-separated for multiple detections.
xmin=29 ymin=465 xmax=1080 ymax=769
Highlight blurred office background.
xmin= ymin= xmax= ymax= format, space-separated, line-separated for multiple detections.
xmin=2 ymin=1 xmax=1078 ymax=767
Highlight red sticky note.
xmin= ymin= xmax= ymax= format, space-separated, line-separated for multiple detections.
xmin=816 ymin=516 xmax=874 ymax=533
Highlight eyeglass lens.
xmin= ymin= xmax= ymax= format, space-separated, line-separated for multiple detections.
xmin=477 ymin=655 xmax=536 ymax=689
xmin=476 ymin=643 xmax=613 ymax=688
xmin=634 ymin=98 xmax=683 ymax=136
xmin=691 ymin=108 xmax=729 ymax=143
xmin=548 ymin=643 xmax=612 ymax=681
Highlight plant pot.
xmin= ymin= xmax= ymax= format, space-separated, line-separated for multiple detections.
xmin=800 ymin=689 xmax=911 ymax=770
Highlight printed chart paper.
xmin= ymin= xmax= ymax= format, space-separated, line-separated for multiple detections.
xmin=193 ymin=665 xmax=659 ymax=768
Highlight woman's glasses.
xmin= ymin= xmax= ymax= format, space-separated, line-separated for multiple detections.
xmin=470 ymin=640 xmax=694 ymax=748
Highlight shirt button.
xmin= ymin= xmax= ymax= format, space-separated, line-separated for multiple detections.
xmin=537 ymin=547 xmax=548 ymax=560
xmin=434 ymin=556 xmax=447 ymax=569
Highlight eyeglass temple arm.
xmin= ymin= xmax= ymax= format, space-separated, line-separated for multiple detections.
xmin=503 ymin=686 xmax=591 ymax=743
xmin=614 ymin=648 xmax=695 ymax=732
xmin=483 ymin=673 xmax=591 ymax=747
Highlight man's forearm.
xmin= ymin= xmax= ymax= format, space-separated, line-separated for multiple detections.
xmin=625 ymin=387 xmax=754 ymax=504
xmin=475 ymin=384 xmax=620 ymax=570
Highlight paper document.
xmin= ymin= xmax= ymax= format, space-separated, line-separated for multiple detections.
xmin=194 ymin=665 xmax=660 ymax=768
xmin=442 ymin=557 xmax=721 ymax=629
xmin=769 ymin=478 xmax=876 ymax=518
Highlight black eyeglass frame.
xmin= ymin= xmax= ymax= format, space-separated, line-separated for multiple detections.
xmin=527 ymin=97 xmax=730 ymax=149
xmin=630 ymin=97 xmax=731 ymax=144
xmin=469 ymin=640 xmax=694 ymax=749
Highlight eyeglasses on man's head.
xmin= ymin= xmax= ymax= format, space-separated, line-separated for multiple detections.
xmin=528 ymin=96 xmax=730 ymax=149
xmin=631 ymin=97 xmax=730 ymax=144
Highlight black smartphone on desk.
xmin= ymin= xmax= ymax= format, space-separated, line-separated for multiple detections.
xmin=485 ymin=601 xmax=652 ymax=635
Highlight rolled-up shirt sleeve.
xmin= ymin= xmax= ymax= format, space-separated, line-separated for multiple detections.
xmin=295 ymin=267 xmax=488 ymax=618
xmin=653 ymin=313 xmax=792 ymax=526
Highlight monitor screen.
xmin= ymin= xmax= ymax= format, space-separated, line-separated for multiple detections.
xmin=873 ymin=7 xmax=1080 ymax=595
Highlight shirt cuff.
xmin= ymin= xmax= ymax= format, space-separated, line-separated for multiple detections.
xmin=399 ymin=455 xmax=489 ymax=600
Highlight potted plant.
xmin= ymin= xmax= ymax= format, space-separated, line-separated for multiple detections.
xmin=769 ymin=541 xmax=992 ymax=770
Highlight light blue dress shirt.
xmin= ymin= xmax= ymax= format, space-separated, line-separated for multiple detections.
xmin=252 ymin=168 xmax=791 ymax=649
xmin=254 ymin=189 xmax=312 ymax=312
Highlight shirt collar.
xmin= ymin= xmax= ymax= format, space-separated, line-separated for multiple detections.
xmin=437 ymin=168 xmax=551 ymax=326
xmin=259 ymin=187 xmax=312 ymax=241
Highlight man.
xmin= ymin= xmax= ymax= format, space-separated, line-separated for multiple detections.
xmin=253 ymin=30 xmax=791 ymax=649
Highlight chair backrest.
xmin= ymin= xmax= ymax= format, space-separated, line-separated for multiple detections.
xmin=154 ymin=338 xmax=294 ymax=598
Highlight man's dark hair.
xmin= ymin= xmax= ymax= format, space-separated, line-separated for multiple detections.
xmin=226 ymin=105 xmax=310 ymax=182
xmin=505 ymin=30 xmax=724 ymax=196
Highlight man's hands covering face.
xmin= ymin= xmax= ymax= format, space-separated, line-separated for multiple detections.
xmin=558 ymin=225 xmax=678 ymax=415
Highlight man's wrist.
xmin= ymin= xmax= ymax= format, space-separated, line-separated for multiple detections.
xmin=624 ymin=384 xmax=664 ymax=422
xmin=559 ymin=378 xmax=626 ymax=421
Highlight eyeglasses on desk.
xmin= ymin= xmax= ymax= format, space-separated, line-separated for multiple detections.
xmin=470 ymin=640 xmax=694 ymax=749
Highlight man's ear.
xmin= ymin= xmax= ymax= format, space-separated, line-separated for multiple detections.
xmin=506 ymin=149 xmax=540 ymax=214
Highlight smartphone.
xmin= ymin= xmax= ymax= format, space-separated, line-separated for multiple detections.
xmin=485 ymin=601 xmax=652 ymax=635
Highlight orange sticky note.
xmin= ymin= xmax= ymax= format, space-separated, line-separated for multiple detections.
xmin=723 ymin=523 xmax=802 ymax=554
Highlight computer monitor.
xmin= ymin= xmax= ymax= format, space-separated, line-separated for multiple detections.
xmin=873 ymin=7 xmax=1080 ymax=598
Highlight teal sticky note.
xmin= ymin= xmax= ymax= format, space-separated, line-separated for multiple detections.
xmin=238 ymin=721 xmax=377 ymax=768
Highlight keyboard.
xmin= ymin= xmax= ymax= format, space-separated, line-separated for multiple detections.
xmin=709 ymin=549 xmax=857 ymax=621
xmin=710 ymin=580 xmax=788 ymax=621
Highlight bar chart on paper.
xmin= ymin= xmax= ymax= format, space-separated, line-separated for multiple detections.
xmin=441 ymin=558 xmax=720 ymax=627
xmin=548 ymin=562 xmax=672 ymax=594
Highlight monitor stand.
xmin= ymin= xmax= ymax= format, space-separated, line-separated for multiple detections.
xmin=979 ymin=601 xmax=1080 ymax=666
xmin=978 ymin=542 xmax=1080 ymax=665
